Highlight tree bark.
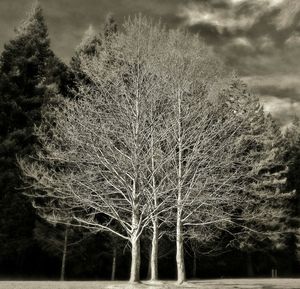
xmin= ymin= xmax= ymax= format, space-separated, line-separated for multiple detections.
xmin=129 ymin=233 xmax=141 ymax=283
xmin=246 ymin=252 xmax=254 ymax=277
xmin=129 ymin=60 xmax=141 ymax=284
xmin=149 ymin=120 xmax=159 ymax=281
xmin=176 ymin=212 xmax=186 ymax=284
xmin=111 ymin=246 xmax=117 ymax=281
xmin=176 ymin=90 xmax=186 ymax=285
xmin=60 ymin=226 xmax=68 ymax=281
xmin=150 ymin=218 xmax=158 ymax=281
xmin=129 ymin=176 xmax=141 ymax=283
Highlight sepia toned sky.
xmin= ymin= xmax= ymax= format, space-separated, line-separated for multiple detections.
xmin=0 ymin=0 xmax=300 ymax=128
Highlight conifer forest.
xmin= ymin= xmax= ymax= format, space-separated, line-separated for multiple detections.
xmin=0 ymin=1 xmax=300 ymax=286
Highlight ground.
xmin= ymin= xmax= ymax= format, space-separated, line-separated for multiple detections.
xmin=0 ymin=279 xmax=299 ymax=289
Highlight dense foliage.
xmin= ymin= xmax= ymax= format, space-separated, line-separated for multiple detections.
xmin=0 ymin=4 xmax=69 ymax=276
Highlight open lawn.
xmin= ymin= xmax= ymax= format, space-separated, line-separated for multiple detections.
xmin=0 ymin=279 xmax=299 ymax=289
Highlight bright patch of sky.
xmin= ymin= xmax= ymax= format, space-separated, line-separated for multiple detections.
xmin=179 ymin=8 xmax=254 ymax=29
xmin=231 ymin=0 xmax=284 ymax=6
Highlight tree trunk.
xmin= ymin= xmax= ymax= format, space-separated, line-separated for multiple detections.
xmin=60 ymin=226 xmax=69 ymax=281
xmin=149 ymin=121 xmax=159 ymax=282
xmin=129 ymin=175 xmax=141 ymax=283
xmin=192 ymin=249 xmax=197 ymax=278
xmin=129 ymin=78 xmax=141 ymax=283
xmin=111 ymin=246 xmax=117 ymax=281
xmin=176 ymin=90 xmax=185 ymax=285
xmin=129 ymin=233 xmax=141 ymax=283
xmin=150 ymin=218 xmax=158 ymax=281
xmin=246 ymin=252 xmax=254 ymax=277
xmin=176 ymin=214 xmax=185 ymax=284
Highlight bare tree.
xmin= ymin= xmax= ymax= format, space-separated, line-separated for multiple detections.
xmin=20 ymin=16 xmax=173 ymax=283
xmin=150 ymin=33 xmax=289 ymax=283
xmin=143 ymin=60 xmax=175 ymax=281
xmin=19 ymin=16 xmax=288 ymax=284
xmin=145 ymin=30 xmax=242 ymax=284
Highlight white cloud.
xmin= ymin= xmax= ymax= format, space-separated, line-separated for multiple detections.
xmin=260 ymin=95 xmax=300 ymax=127
xmin=242 ymin=75 xmax=300 ymax=127
xmin=177 ymin=0 xmax=300 ymax=128
xmin=178 ymin=0 xmax=285 ymax=32
xmin=233 ymin=37 xmax=252 ymax=47
xmin=231 ymin=0 xmax=284 ymax=6
xmin=243 ymin=75 xmax=300 ymax=92
xmin=258 ymin=36 xmax=274 ymax=51
xmin=178 ymin=4 xmax=255 ymax=31
xmin=285 ymin=34 xmax=300 ymax=47
xmin=262 ymin=96 xmax=293 ymax=114
xmin=276 ymin=0 xmax=300 ymax=29
xmin=220 ymin=37 xmax=255 ymax=54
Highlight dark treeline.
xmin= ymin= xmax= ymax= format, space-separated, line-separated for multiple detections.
xmin=0 ymin=3 xmax=299 ymax=281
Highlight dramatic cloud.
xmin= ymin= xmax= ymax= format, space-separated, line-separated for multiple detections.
xmin=261 ymin=96 xmax=300 ymax=130
xmin=177 ymin=0 xmax=300 ymax=127
xmin=244 ymin=75 xmax=300 ymax=101
xmin=0 ymin=0 xmax=299 ymax=127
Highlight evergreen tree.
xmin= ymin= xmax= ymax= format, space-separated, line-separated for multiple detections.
xmin=285 ymin=118 xmax=300 ymax=273
xmin=69 ymin=13 xmax=117 ymax=81
xmin=0 ymin=2 xmax=68 ymax=275
xmin=104 ymin=13 xmax=117 ymax=39
xmin=222 ymin=79 xmax=292 ymax=276
xmin=69 ymin=24 xmax=101 ymax=75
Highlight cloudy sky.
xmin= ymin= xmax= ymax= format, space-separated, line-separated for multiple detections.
xmin=0 ymin=0 xmax=300 ymax=128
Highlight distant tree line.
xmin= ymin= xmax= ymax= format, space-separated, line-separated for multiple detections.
xmin=0 ymin=2 xmax=299 ymax=283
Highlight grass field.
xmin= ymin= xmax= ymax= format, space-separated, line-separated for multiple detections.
xmin=0 ymin=279 xmax=299 ymax=289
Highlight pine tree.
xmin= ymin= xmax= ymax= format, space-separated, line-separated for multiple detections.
xmin=69 ymin=24 xmax=101 ymax=75
xmin=222 ymin=79 xmax=292 ymax=276
xmin=285 ymin=118 xmax=300 ymax=273
xmin=104 ymin=13 xmax=117 ymax=39
xmin=0 ymin=2 xmax=68 ymax=274
xmin=69 ymin=13 xmax=117 ymax=82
